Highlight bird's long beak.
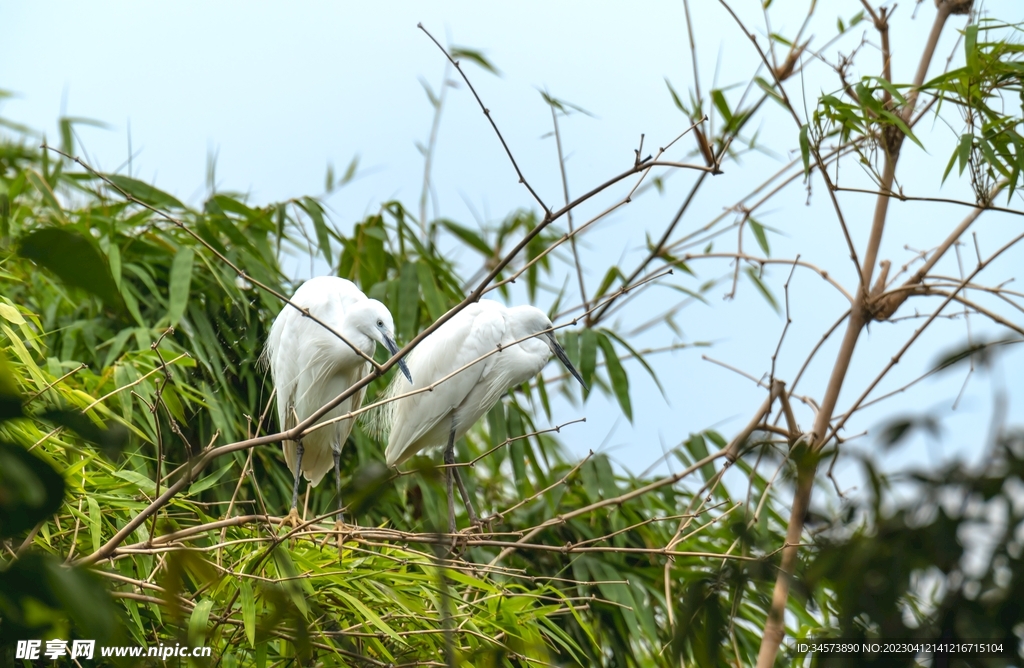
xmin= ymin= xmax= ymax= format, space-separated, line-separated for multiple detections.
xmin=383 ymin=335 xmax=413 ymax=384
xmin=547 ymin=333 xmax=587 ymax=390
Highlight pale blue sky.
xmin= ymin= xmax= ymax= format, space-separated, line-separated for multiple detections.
xmin=2 ymin=2 xmax=1021 ymax=504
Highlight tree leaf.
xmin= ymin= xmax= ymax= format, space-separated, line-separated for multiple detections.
xmin=87 ymin=495 xmax=102 ymax=554
xmin=0 ymin=441 xmax=65 ymax=539
xmin=335 ymin=589 xmax=402 ymax=645
xmin=878 ymin=109 xmax=924 ymax=149
xmin=958 ymin=133 xmax=973 ymax=175
xmin=300 ymin=197 xmax=333 ymax=268
xmin=538 ymin=91 xmax=595 ymax=117
xmin=450 ymin=47 xmax=501 ymax=76
xmin=339 ymin=154 xmax=359 ymax=187
xmin=755 ymin=77 xmax=786 ymax=107
xmin=167 ymin=246 xmax=194 ymax=327
xmin=594 ymin=266 xmax=624 ymax=300
xmin=942 ymin=144 xmax=960 ymax=183
xmin=597 ymin=333 xmax=632 ymax=421
xmin=106 ymin=174 xmax=186 ymax=210
xmin=111 ymin=470 xmax=156 ymax=496
xmin=397 ymin=261 xmax=419 ymax=340
xmin=38 ymin=409 xmax=129 ymax=459
xmin=978 ymin=136 xmax=1013 ymax=179
xmin=0 ymin=303 xmax=25 ymax=326
xmin=711 ymin=89 xmax=733 ymax=125
xmin=684 ymin=433 xmax=717 ymax=483
xmin=0 ymin=193 xmax=11 ymax=242
xmin=188 ymin=461 xmax=234 ymax=495
xmin=26 ymin=170 xmax=66 ymax=222
xmin=965 ymin=24 xmax=979 ymax=73
xmin=579 ymin=329 xmax=597 ymax=398
xmin=19 ymin=228 xmax=124 ymax=312
xmin=416 ymin=261 xmax=446 ymax=320
xmin=0 ymin=553 xmax=119 ymax=644
xmin=440 ymin=219 xmax=492 ymax=256
xmin=188 ymin=598 xmax=214 ymax=647
xmin=107 ymin=239 xmax=121 ymax=289
xmin=0 ymin=352 xmax=22 ymax=421
xmin=748 ymin=218 xmax=771 ymax=256
xmin=603 ymin=329 xmax=666 ymax=397
xmin=240 ymin=579 xmax=256 ymax=647
xmin=746 ymin=267 xmax=779 ymax=312
xmin=665 ymin=79 xmax=689 ymax=115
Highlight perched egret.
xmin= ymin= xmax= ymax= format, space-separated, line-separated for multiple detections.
xmin=264 ymin=276 xmax=411 ymax=529
xmin=383 ymin=300 xmax=586 ymax=533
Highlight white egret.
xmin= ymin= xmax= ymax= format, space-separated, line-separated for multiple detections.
xmin=383 ymin=300 xmax=586 ymax=533
xmin=264 ymin=276 xmax=411 ymax=528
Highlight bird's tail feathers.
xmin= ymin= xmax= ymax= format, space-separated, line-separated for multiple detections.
xmin=364 ymin=371 xmax=404 ymax=440
xmin=258 ymin=338 xmax=274 ymax=374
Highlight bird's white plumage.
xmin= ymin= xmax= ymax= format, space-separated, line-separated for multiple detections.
xmin=384 ymin=300 xmax=556 ymax=467
xmin=265 ymin=276 xmax=394 ymax=487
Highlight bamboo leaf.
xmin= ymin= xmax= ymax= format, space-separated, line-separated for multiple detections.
xmin=755 ymin=77 xmax=786 ymax=107
xmin=749 ymin=218 xmax=771 ymax=256
xmin=188 ymin=598 xmax=214 ymax=647
xmin=597 ymin=333 xmax=632 ymax=421
xmin=335 ymin=589 xmax=403 ymax=646
xmin=535 ymin=372 xmax=552 ymax=421
xmin=684 ymin=433 xmax=717 ymax=483
xmin=0 ymin=442 xmax=65 ymax=539
xmin=300 ymin=197 xmax=333 ymax=268
xmin=240 ymin=579 xmax=256 ymax=647
xmin=746 ymin=266 xmax=779 ymax=312
xmin=416 ymin=261 xmax=446 ymax=320
xmin=107 ymin=240 xmax=121 ymax=289
xmin=339 ymin=154 xmax=359 ymax=187
xmin=965 ymin=24 xmax=979 ymax=72
xmin=594 ymin=266 xmax=624 ymax=300
xmin=878 ymin=109 xmax=924 ymax=149
xmin=603 ymin=329 xmax=666 ymax=397
xmin=0 ymin=303 xmax=25 ymax=326
xmin=167 ymin=247 xmax=194 ymax=327
xmin=958 ymin=133 xmax=974 ymax=175
xmin=0 ymin=193 xmax=9 ymax=242
xmin=450 ymin=46 xmax=501 ymax=75
xmin=942 ymin=145 xmax=960 ymax=183
xmin=111 ymin=470 xmax=157 ymax=496
xmin=440 ymin=219 xmax=492 ymax=256
xmin=579 ymin=329 xmax=597 ymax=398
xmin=711 ymin=89 xmax=733 ymax=125
xmin=397 ymin=261 xmax=419 ymax=340
xmin=105 ymin=174 xmax=186 ymax=210
xmin=188 ymin=461 xmax=234 ymax=495
xmin=978 ymin=137 xmax=1013 ymax=179
xmin=87 ymin=495 xmax=102 ymax=554
xmin=19 ymin=228 xmax=124 ymax=312
xmin=487 ymin=402 xmax=508 ymax=451
xmin=26 ymin=170 xmax=66 ymax=222
xmin=665 ymin=79 xmax=689 ymax=114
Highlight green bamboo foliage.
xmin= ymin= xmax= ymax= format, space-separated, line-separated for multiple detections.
xmin=0 ymin=108 xmax=798 ymax=665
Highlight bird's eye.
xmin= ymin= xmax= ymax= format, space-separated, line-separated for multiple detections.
xmin=377 ymin=319 xmax=384 ymax=327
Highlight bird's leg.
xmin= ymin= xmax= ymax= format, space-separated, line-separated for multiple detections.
xmin=443 ymin=421 xmax=458 ymax=536
xmin=444 ymin=420 xmax=483 ymax=532
xmin=320 ymin=440 xmax=348 ymax=551
xmin=281 ymin=441 xmax=304 ymax=529
xmin=333 ymin=442 xmax=345 ymax=526
xmin=452 ymin=466 xmax=481 ymax=528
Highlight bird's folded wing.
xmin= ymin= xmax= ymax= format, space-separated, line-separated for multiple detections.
xmin=384 ymin=304 xmax=505 ymax=466
xmin=268 ymin=276 xmax=366 ymax=443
